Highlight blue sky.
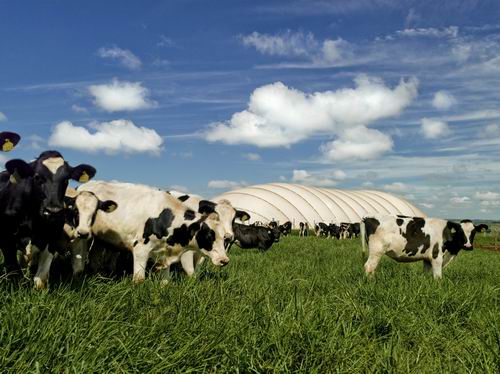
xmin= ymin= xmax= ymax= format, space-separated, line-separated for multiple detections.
xmin=2 ymin=0 xmax=500 ymax=219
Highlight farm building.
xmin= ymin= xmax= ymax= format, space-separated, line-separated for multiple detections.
xmin=214 ymin=183 xmax=426 ymax=228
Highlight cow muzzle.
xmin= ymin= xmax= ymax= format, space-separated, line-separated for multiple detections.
xmin=43 ymin=206 xmax=63 ymax=216
xmin=464 ymin=244 xmax=473 ymax=250
xmin=76 ymin=230 xmax=90 ymax=239
xmin=213 ymin=256 xmax=230 ymax=267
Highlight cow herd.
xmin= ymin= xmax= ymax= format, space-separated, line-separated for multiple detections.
xmin=0 ymin=133 xmax=491 ymax=288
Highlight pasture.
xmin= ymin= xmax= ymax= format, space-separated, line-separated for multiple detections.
xmin=1 ymin=232 xmax=499 ymax=373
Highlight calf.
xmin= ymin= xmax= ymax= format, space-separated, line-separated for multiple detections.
xmin=76 ymin=181 xmax=231 ymax=283
xmin=299 ymin=222 xmax=309 ymax=237
xmin=0 ymin=131 xmax=21 ymax=152
xmin=173 ymin=194 xmax=249 ymax=276
xmin=0 ymin=151 xmax=96 ymax=288
xmin=279 ymin=221 xmax=292 ymax=236
xmin=361 ymin=215 xmax=488 ymax=279
xmin=230 ymin=223 xmax=280 ymax=251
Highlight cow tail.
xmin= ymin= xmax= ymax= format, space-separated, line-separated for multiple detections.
xmin=360 ymin=218 xmax=367 ymax=261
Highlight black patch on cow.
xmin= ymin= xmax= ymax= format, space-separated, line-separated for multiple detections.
xmin=143 ymin=208 xmax=174 ymax=243
xmin=37 ymin=150 xmax=63 ymax=161
xmin=177 ymin=195 xmax=190 ymax=202
xmin=396 ymin=218 xmax=404 ymax=226
xmin=432 ymin=243 xmax=439 ymax=259
xmin=166 ymin=224 xmax=192 ymax=247
xmin=184 ymin=209 xmax=195 ymax=221
xmin=195 ymin=222 xmax=216 ymax=251
xmin=363 ymin=218 xmax=380 ymax=240
xmin=402 ymin=217 xmax=430 ymax=256
xmin=133 ymin=240 xmax=138 ymax=247
xmin=442 ymin=221 xmax=467 ymax=255
xmin=198 ymin=200 xmax=216 ymax=215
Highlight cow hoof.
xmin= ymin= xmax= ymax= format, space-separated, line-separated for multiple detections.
xmin=33 ymin=277 xmax=47 ymax=290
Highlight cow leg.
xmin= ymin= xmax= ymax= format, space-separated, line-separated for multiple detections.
xmin=0 ymin=243 xmax=22 ymax=278
xmin=423 ymin=260 xmax=432 ymax=274
xmin=132 ymin=244 xmax=150 ymax=283
xmin=442 ymin=253 xmax=455 ymax=268
xmin=180 ymin=250 xmax=196 ymax=277
xmin=33 ymin=246 xmax=54 ymax=290
xmin=430 ymin=257 xmax=443 ymax=280
xmin=364 ymin=244 xmax=383 ymax=277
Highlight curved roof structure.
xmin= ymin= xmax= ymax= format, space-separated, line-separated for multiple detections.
xmin=214 ymin=183 xmax=426 ymax=228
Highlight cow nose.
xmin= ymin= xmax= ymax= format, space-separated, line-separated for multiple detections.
xmin=44 ymin=207 xmax=63 ymax=215
xmin=77 ymin=231 xmax=90 ymax=239
xmin=220 ymin=257 xmax=230 ymax=267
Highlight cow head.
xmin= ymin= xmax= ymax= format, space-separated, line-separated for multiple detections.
xmin=198 ymin=199 xmax=249 ymax=243
xmin=268 ymin=226 xmax=281 ymax=242
xmin=0 ymin=132 xmax=21 ymax=152
xmin=31 ymin=151 xmax=96 ymax=217
xmin=64 ymin=191 xmax=117 ymax=239
xmin=3 ymin=159 xmax=35 ymax=217
xmin=188 ymin=212 xmax=230 ymax=267
xmin=445 ymin=220 xmax=489 ymax=252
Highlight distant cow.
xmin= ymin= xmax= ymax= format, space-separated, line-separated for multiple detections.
xmin=279 ymin=221 xmax=292 ymax=236
xmin=361 ymin=215 xmax=488 ymax=279
xmin=0 ymin=151 xmax=96 ymax=288
xmin=0 ymin=131 xmax=21 ymax=152
xmin=350 ymin=223 xmax=361 ymax=238
xmin=328 ymin=223 xmax=341 ymax=239
xmin=299 ymin=222 xmax=309 ymax=237
xmin=315 ymin=222 xmax=329 ymax=237
xmin=230 ymin=223 xmax=280 ymax=251
xmin=75 ymin=181 xmax=231 ymax=283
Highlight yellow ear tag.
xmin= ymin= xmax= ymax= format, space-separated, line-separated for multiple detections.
xmin=2 ymin=139 xmax=14 ymax=152
xmin=79 ymin=171 xmax=90 ymax=183
xmin=9 ymin=174 xmax=18 ymax=184
xmin=241 ymin=215 xmax=249 ymax=222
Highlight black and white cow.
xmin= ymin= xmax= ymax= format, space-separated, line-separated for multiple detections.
xmin=361 ymin=215 xmax=488 ymax=279
xmin=279 ymin=221 xmax=292 ymax=236
xmin=172 ymin=193 xmax=249 ymax=276
xmin=299 ymin=222 xmax=309 ymax=237
xmin=230 ymin=223 xmax=280 ymax=251
xmin=328 ymin=223 xmax=341 ymax=239
xmin=75 ymin=181 xmax=232 ymax=283
xmin=315 ymin=222 xmax=329 ymax=237
xmin=0 ymin=151 xmax=96 ymax=288
xmin=350 ymin=223 xmax=361 ymax=238
xmin=0 ymin=131 xmax=21 ymax=152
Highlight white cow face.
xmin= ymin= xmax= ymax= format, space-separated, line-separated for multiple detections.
xmin=193 ymin=213 xmax=230 ymax=267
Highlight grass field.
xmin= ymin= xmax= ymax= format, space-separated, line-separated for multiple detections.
xmin=1 ymin=232 xmax=499 ymax=373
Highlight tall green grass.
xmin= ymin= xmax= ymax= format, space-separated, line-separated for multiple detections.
xmin=1 ymin=236 xmax=499 ymax=373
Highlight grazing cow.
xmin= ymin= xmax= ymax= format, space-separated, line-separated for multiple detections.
xmin=339 ymin=223 xmax=352 ymax=239
xmin=75 ymin=181 xmax=231 ymax=283
xmin=172 ymin=194 xmax=249 ymax=276
xmin=328 ymin=223 xmax=341 ymax=239
xmin=350 ymin=223 xmax=361 ymax=238
xmin=315 ymin=222 xmax=329 ymax=237
xmin=230 ymin=223 xmax=280 ymax=251
xmin=361 ymin=215 xmax=488 ymax=279
xmin=0 ymin=151 xmax=96 ymax=288
xmin=279 ymin=221 xmax=292 ymax=236
xmin=0 ymin=131 xmax=21 ymax=152
xmin=299 ymin=222 xmax=309 ymax=237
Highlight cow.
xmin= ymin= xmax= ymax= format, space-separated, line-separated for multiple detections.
xmin=172 ymin=193 xmax=249 ymax=276
xmin=229 ymin=223 xmax=280 ymax=251
xmin=350 ymin=222 xmax=361 ymax=238
xmin=252 ymin=221 xmax=264 ymax=227
xmin=0 ymin=151 xmax=96 ymax=288
xmin=315 ymin=222 xmax=329 ymax=237
xmin=279 ymin=221 xmax=292 ymax=236
xmin=299 ymin=222 xmax=309 ymax=237
xmin=0 ymin=131 xmax=21 ymax=152
xmin=268 ymin=220 xmax=278 ymax=229
xmin=361 ymin=214 xmax=488 ymax=279
xmin=74 ymin=181 xmax=232 ymax=283
xmin=339 ymin=223 xmax=352 ymax=239
xmin=328 ymin=223 xmax=341 ymax=239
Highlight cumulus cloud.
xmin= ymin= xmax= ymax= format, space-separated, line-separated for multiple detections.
xmin=419 ymin=202 xmax=435 ymax=209
xmin=207 ymin=180 xmax=247 ymax=189
xmin=0 ymin=112 xmax=7 ymax=121
xmin=97 ymin=46 xmax=142 ymax=70
xmin=242 ymin=152 xmax=261 ymax=161
xmin=383 ymin=182 xmax=413 ymax=193
xmin=474 ymin=191 xmax=499 ymax=201
xmin=48 ymin=120 xmax=163 ymax=155
xmin=241 ymin=30 xmax=352 ymax=66
xmin=71 ymin=104 xmax=88 ymax=113
xmin=432 ymin=91 xmax=457 ymax=110
xmin=89 ymin=79 xmax=156 ymax=112
xmin=206 ymin=76 xmax=417 ymax=149
xmin=450 ymin=196 xmax=470 ymax=204
xmin=320 ymin=126 xmax=393 ymax=161
xmin=292 ymin=169 xmax=337 ymax=187
xmin=420 ymin=118 xmax=451 ymax=139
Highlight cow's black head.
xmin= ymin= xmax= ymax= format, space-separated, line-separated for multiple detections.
xmin=444 ymin=220 xmax=488 ymax=253
xmin=269 ymin=226 xmax=281 ymax=242
xmin=3 ymin=159 xmax=35 ymax=218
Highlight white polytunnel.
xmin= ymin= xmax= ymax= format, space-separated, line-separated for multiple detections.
xmin=213 ymin=183 xmax=426 ymax=228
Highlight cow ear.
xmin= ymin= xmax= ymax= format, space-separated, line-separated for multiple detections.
xmin=475 ymin=224 xmax=488 ymax=233
xmin=198 ymin=200 xmax=216 ymax=215
xmin=71 ymin=164 xmax=96 ymax=183
xmin=64 ymin=196 xmax=76 ymax=209
xmin=5 ymin=159 xmax=34 ymax=182
xmin=99 ymin=200 xmax=118 ymax=213
xmin=0 ymin=132 xmax=21 ymax=152
xmin=235 ymin=210 xmax=250 ymax=222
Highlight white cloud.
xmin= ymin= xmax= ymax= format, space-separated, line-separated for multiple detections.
xmin=333 ymin=169 xmax=347 ymax=180
xmin=474 ymin=191 xmax=499 ymax=201
xmin=383 ymin=182 xmax=413 ymax=193
xmin=450 ymin=196 xmax=470 ymax=204
xmin=396 ymin=26 xmax=459 ymax=39
xmin=432 ymin=91 xmax=457 ymax=110
xmin=206 ymin=76 xmax=417 ymax=148
xmin=0 ymin=112 xmax=7 ymax=121
xmin=420 ymin=118 xmax=451 ymax=139
xmin=207 ymin=180 xmax=247 ymax=189
xmin=71 ymin=104 xmax=88 ymax=113
xmin=97 ymin=46 xmax=142 ymax=70
xmin=242 ymin=152 xmax=261 ymax=161
xmin=89 ymin=79 xmax=156 ymax=112
xmin=479 ymin=123 xmax=499 ymax=137
xmin=292 ymin=169 xmax=337 ymax=187
xmin=157 ymin=35 xmax=174 ymax=48
xmin=320 ymin=126 xmax=393 ymax=161
xmin=419 ymin=202 xmax=435 ymax=209
xmin=48 ymin=120 xmax=163 ymax=155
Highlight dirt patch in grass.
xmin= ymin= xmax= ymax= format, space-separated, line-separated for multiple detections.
xmin=477 ymin=245 xmax=500 ymax=252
